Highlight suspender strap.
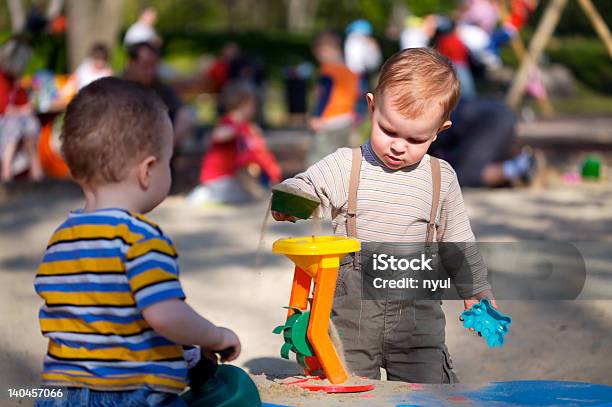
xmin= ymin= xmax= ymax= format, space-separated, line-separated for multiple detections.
xmin=348 ymin=147 xmax=362 ymax=270
xmin=348 ymin=148 xmax=441 ymax=245
xmin=347 ymin=147 xmax=362 ymax=239
xmin=426 ymin=156 xmax=441 ymax=244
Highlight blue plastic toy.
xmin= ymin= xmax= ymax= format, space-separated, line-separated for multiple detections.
xmin=460 ymin=299 xmax=512 ymax=348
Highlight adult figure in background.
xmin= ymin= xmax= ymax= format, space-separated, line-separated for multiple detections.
xmin=124 ymin=7 xmax=161 ymax=48
xmin=418 ymin=15 xmax=535 ymax=188
xmin=429 ymin=98 xmax=535 ymax=187
xmin=123 ymin=42 xmax=192 ymax=146
xmin=344 ymin=19 xmax=381 ymax=120
xmin=435 ymin=20 xmax=477 ymax=99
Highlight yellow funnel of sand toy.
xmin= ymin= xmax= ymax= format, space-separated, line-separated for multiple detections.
xmin=272 ymin=236 xmax=360 ymax=384
xmin=273 ymin=236 xmax=360 ymax=277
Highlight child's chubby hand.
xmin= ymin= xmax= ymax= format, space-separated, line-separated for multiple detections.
xmin=271 ymin=210 xmax=297 ymax=223
xmin=209 ymin=327 xmax=241 ymax=363
xmin=462 ymin=290 xmax=498 ymax=332
xmin=463 ymin=289 xmax=497 ymax=310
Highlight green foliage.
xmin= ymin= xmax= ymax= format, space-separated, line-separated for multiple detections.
xmin=547 ymin=36 xmax=612 ymax=94
xmin=315 ymin=0 xmax=393 ymax=33
xmin=124 ymin=0 xmax=228 ymax=31
xmin=498 ymin=32 xmax=611 ymax=95
xmin=549 ymin=82 xmax=612 ymax=115
xmin=126 ymin=0 xmax=286 ymax=32
xmin=161 ymin=30 xmax=313 ymax=78
xmin=530 ymin=0 xmax=612 ymax=37
xmin=159 ymin=29 xmax=402 ymax=82
xmin=407 ymin=0 xmax=456 ymax=17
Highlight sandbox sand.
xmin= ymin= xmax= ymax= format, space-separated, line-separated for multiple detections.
xmin=1 ymin=182 xmax=611 ymax=407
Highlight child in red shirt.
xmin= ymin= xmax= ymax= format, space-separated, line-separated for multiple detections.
xmin=187 ymin=81 xmax=280 ymax=205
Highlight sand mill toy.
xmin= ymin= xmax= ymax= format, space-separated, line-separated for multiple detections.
xmin=272 ymin=236 xmax=377 ymax=393
xmin=270 ymin=186 xmax=374 ymax=393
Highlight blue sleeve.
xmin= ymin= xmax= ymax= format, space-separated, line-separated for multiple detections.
xmin=313 ymin=75 xmax=333 ymax=117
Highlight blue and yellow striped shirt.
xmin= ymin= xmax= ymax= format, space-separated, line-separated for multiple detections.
xmin=35 ymin=209 xmax=188 ymax=393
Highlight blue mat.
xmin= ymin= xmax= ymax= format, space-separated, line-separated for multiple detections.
xmin=262 ymin=380 xmax=612 ymax=406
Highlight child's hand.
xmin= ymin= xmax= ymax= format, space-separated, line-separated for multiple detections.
xmin=463 ymin=290 xmax=497 ymax=310
xmin=271 ymin=210 xmax=297 ymax=223
xmin=462 ymin=290 xmax=497 ymax=333
xmin=210 ymin=327 xmax=241 ymax=362
xmin=309 ymin=117 xmax=322 ymax=132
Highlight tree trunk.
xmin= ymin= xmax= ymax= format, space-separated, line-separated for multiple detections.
xmin=226 ymin=0 xmax=236 ymax=32
xmin=286 ymin=0 xmax=319 ymax=33
xmin=389 ymin=0 xmax=409 ymax=35
xmin=66 ymin=0 xmax=124 ymax=71
xmin=6 ymin=0 xmax=25 ymax=33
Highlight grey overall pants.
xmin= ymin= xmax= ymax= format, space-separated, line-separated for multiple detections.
xmin=331 ymin=254 xmax=458 ymax=383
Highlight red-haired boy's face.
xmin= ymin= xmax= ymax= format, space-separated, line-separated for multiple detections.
xmin=367 ymin=92 xmax=451 ymax=170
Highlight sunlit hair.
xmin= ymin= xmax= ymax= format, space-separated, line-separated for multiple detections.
xmin=374 ymin=48 xmax=460 ymax=122
xmin=61 ymin=77 xmax=168 ymax=185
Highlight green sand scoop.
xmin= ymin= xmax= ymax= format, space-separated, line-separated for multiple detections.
xmin=271 ymin=184 xmax=321 ymax=220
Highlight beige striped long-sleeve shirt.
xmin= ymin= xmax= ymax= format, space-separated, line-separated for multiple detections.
xmin=283 ymin=142 xmax=491 ymax=297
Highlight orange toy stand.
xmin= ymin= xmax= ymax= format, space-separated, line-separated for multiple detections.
xmin=272 ymin=236 xmax=367 ymax=390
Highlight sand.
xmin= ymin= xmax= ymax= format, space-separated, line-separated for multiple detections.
xmin=1 ymin=181 xmax=611 ymax=406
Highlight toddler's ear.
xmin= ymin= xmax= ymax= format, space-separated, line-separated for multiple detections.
xmin=438 ymin=120 xmax=452 ymax=133
xmin=366 ymin=93 xmax=375 ymax=115
xmin=138 ymin=155 xmax=157 ymax=189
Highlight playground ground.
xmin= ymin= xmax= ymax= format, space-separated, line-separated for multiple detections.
xmin=1 ymin=179 xmax=611 ymax=405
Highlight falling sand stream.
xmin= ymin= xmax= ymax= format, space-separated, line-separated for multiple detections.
xmin=254 ymin=195 xmax=273 ymax=274
xmin=253 ymin=196 xmax=347 ymax=370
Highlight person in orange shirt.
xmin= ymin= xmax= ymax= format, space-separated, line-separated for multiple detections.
xmin=309 ymin=31 xmax=359 ymax=165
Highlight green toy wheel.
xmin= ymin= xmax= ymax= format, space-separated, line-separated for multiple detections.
xmin=290 ymin=311 xmax=314 ymax=357
xmin=273 ymin=307 xmax=314 ymax=365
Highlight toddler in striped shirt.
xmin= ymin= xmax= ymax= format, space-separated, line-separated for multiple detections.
xmin=34 ymin=77 xmax=240 ymax=406
xmin=273 ymin=48 xmax=495 ymax=383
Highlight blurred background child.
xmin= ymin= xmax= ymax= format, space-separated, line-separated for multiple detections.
xmin=309 ymin=30 xmax=358 ymax=164
xmin=187 ymin=81 xmax=280 ymax=205
xmin=344 ymin=19 xmax=382 ymax=121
